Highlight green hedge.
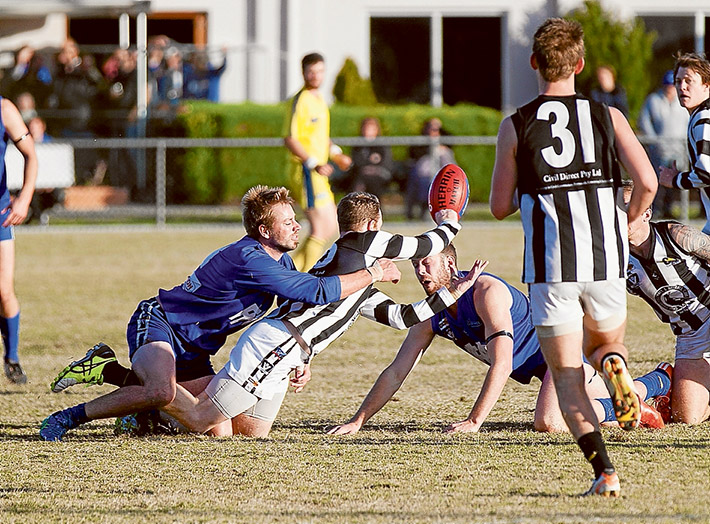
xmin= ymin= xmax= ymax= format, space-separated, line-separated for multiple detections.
xmin=175 ymin=101 xmax=502 ymax=205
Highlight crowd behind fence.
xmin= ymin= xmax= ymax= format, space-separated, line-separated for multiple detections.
xmin=5 ymin=134 xmax=693 ymax=228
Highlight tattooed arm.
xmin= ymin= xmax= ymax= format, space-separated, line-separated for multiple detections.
xmin=668 ymin=223 xmax=710 ymax=262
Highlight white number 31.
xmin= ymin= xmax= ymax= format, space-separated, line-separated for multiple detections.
xmin=537 ymin=100 xmax=596 ymax=169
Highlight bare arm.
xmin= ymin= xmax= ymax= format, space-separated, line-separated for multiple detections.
xmin=489 ymin=117 xmax=519 ymax=220
xmin=444 ymin=277 xmax=515 ymax=433
xmin=327 ymin=321 xmax=435 ymax=435
xmin=609 ymin=107 xmax=657 ymax=226
xmin=284 ymin=136 xmax=333 ymax=177
xmin=1 ymin=98 xmax=37 ymax=226
xmin=667 ymin=222 xmax=710 ymax=262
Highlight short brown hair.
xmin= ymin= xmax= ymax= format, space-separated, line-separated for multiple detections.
xmin=673 ymin=52 xmax=710 ymax=85
xmin=302 ymin=52 xmax=325 ymax=72
xmin=532 ymin=18 xmax=585 ymax=82
xmin=337 ymin=192 xmax=381 ymax=232
xmin=411 ymin=242 xmax=458 ymax=268
xmin=241 ymin=185 xmax=295 ymax=238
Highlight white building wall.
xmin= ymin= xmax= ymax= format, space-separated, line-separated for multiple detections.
xmin=0 ymin=0 xmax=709 ymax=109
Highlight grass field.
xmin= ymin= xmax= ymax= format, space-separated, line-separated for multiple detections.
xmin=1 ymin=224 xmax=709 ymax=523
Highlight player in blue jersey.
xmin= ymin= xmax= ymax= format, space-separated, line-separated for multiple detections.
xmin=328 ymin=244 xmax=671 ymax=435
xmin=0 ymin=96 xmax=37 ymax=384
xmin=142 ymin=193 xmax=469 ymax=439
xmin=41 ymin=186 xmax=401 ymax=440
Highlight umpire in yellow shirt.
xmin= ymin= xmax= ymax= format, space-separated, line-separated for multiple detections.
xmin=284 ymin=52 xmax=351 ymax=271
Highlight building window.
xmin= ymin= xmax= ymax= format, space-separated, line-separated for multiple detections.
xmin=370 ymin=17 xmax=431 ymax=104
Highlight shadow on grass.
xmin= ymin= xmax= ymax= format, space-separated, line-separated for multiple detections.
xmin=276 ymin=419 xmax=534 ymax=433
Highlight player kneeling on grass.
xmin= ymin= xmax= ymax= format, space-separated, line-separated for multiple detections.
xmin=624 ymin=182 xmax=710 ymax=425
xmin=328 ymin=244 xmax=672 ymax=437
xmin=155 ymin=193 xmax=485 ymax=437
xmin=40 ymin=186 xmax=401 ymax=441
xmin=46 ymin=194 xmax=466 ymax=436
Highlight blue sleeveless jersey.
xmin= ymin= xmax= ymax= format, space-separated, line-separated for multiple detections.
xmin=0 ymin=96 xmax=11 ymax=207
xmin=157 ymin=236 xmax=341 ymax=354
xmin=430 ymin=272 xmax=546 ymax=383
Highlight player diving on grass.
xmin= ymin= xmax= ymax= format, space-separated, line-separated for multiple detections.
xmin=328 ymin=243 xmax=672 ymax=436
xmin=41 ymin=192 xmax=472 ymax=440
xmin=151 ymin=193 xmax=484 ymax=437
xmin=39 ymin=186 xmax=401 ymax=441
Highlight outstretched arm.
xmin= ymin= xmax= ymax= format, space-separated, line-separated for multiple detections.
xmin=327 ymin=321 xmax=435 ymax=435
xmin=360 ymin=260 xmax=488 ymax=330
xmin=361 ymin=211 xmax=461 ymax=263
xmin=444 ymin=276 xmax=515 ymax=433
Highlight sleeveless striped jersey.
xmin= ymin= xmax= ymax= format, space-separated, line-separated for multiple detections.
xmin=626 ymin=221 xmax=710 ymax=335
xmin=512 ymin=94 xmax=627 ymax=283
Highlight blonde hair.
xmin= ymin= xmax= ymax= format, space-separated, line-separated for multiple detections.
xmin=241 ymin=186 xmax=295 ymax=238
xmin=532 ymin=18 xmax=585 ymax=82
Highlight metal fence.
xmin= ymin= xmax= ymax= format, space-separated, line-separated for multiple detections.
xmin=12 ymin=134 xmax=693 ymax=227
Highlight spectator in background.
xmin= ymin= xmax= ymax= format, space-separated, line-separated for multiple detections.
xmin=639 ymin=70 xmax=689 ymax=218
xmin=5 ymin=45 xmax=52 ymax=107
xmin=184 ymin=47 xmax=228 ymax=102
xmin=349 ymin=117 xmax=393 ymax=199
xmin=28 ymin=116 xmax=50 ymax=143
xmin=15 ymin=92 xmax=38 ymax=125
xmin=47 ymin=38 xmax=104 ymax=183
xmin=406 ymin=118 xmax=455 ymax=220
xmin=47 ymin=38 xmax=103 ymax=136
xmin=104 ymin=49 xmax=139 ymax=190
xmin=590 ymin=64 xmax=629 ymax=117
xmin=27 ymin=115 xmax=65 ymax=221
xmin=156 ymin=47 xmax=184 ymax=107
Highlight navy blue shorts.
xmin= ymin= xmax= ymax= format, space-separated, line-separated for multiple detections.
xmin=126 ymin=297 xmax=214 ymax=382
xmin=510 ymin=350 xmax=548 ymax=384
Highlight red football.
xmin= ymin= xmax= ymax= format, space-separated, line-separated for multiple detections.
xmin=428 ymin=163 xmax=470 ymax=220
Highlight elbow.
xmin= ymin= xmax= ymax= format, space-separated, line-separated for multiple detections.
xmin=490 ymin=211 xmax=506 ymax=221
xmin=489 ymin=204 xmax=508 ymax=221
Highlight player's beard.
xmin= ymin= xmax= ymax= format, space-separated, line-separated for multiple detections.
xmin=419 ymin=264 xmax=452 ymax=296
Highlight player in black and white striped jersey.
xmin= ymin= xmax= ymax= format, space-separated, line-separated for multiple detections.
xmin=158 ymin=192 xmax=488 ymax=438
xmin=624 ymin=183 xmax=710 ymax=426
xmin=659 ymin=53 xmax=710 ymax=234
xmin=489 ymin=18 xmax=657 ymax=497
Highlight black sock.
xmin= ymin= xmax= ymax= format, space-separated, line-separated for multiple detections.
xmin=577 ymin=431 xmax=615 ymax=478
xmin=102 ymin=361 xmax=141 ymax=387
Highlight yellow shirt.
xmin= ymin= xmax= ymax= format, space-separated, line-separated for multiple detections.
xmin=286 ymin=88 xmax=330 ymax=165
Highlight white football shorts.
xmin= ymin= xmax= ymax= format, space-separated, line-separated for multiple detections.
xmin=529 ymin=278 xmax=627 ymax=337
xmin=204 ymin=367 xmax=287 ymax=421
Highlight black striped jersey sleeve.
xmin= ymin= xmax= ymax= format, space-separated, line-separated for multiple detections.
xmin=358 ymin=285 xmax=457 ymax=330
xmin=358 ymin=220 xmax=461 ymax=262
xmin=673 ymin=102 xmax=710 ymax=188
